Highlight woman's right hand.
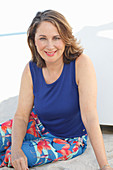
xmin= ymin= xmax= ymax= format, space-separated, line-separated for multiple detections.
xmin=11 ymin=147 xmax=29 ymax=170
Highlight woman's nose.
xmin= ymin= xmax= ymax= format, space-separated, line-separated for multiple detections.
xmin=46 ymin=40 xmax=54 ymax=49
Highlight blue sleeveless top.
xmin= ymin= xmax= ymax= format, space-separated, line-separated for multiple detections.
xmin=29 ymin=60 xmax=87 ymax=138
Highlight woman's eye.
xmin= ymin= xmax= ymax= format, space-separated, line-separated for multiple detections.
xmin=39 ymin=37 xmax=46 ymax=40
xmin=54 ymin=37 xmax=61 ymax=40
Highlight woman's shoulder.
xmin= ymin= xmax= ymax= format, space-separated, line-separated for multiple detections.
xmin=23 ymin=62 xmax=31 ymax=76
xmin=76 ymin=53 xmax=91 ymax=66
xmin=21 ymin=61 xmax=33 ymax=85
xmin=76 ymin=53 xmax=96 ymax=85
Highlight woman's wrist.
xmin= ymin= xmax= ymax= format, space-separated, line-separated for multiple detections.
xmin=11 ymin=144 xmax=21 ymax=151
xmin=100 ymin=164 xmax=110 ymax=170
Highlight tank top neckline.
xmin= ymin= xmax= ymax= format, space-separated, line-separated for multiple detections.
xmin=41 ymin=63 xmax=65 ymax=86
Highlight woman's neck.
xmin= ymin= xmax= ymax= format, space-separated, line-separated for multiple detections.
xmin=42 ymin=57 xmax=64 ymax=84
xmin=45 ymin=57 xmax=64 ymax=76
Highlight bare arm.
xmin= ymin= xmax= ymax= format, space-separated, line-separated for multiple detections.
xmin=76 ymin=54 xmax=112 ymax=169
xmin=11 ymin=62 xmax=34 ymax=169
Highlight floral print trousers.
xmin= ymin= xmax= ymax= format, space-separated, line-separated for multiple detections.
xmin=0 ymin=108 xmax=87 ymax=168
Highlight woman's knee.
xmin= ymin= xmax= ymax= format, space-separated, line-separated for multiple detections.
xmin=0 ymin=120 xmax=12 ymax=152
xmin=21 ymin=140 xmax=39 ymax=167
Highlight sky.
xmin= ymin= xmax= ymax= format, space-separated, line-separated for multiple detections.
xmin=0 ymin=0 xmax=113 ymax=102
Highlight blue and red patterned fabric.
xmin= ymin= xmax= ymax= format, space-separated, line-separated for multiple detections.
xmin=0 ymin=109 xmax=87 ymax=168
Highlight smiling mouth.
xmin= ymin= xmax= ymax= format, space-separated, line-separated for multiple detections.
xmin=45 ymin=51 xmax=57 ymax=57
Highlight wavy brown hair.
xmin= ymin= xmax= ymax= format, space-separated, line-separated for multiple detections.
xmin=27 ymin=10 xmax=83 ymax=67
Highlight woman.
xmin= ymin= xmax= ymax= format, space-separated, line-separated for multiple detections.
xmin=0 ymin=10 xmax=112 ymax=170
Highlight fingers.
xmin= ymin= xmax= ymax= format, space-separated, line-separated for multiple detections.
xmin=12 ymin=159 xmax=21 ymax=170
xmin=11 ymin=148 xmax=29 ymax=170
xmin=20 ymin=157 xmax=28 ymax=170
xmin=12 ymin=157 xmax=28 ymax=170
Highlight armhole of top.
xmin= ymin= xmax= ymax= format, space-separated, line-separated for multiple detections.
xmin=75 ymin=58 xmax=79 ymax=86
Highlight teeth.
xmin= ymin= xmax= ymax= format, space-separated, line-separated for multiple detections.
xmin=45 ymin=51 xmax=56 ymax=56
xmin=47 ymin=52 xmax=54 ymax=54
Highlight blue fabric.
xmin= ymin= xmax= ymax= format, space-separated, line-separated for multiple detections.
xmin=29 ymin=60 xmax=87 ymax=138
xmin=0 ymin=109 xmax=87 ymax=168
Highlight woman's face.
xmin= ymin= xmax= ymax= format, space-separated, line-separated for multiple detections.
xmin=35 ymin=21 xmax=65 ymax=65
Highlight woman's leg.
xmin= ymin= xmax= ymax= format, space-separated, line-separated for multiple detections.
xmin=0 ymin=108 xmax=87 ymax=168
xmin=0 ymin=108 xmax=41 ymax=167
xmin=0 ymin=133 xmax=87 ymax=168
xmin=0 ymin=109 xmax=39 ymax=152
xmin=22 ymin=133 xmax=87 ymax=167
xmin=0 ymin=119 xmax=12 ymax=153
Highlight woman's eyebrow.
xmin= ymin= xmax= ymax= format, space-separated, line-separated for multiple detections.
xmin=39 ymin=34 xmax=60 ymax=37
xmin=54 ymin=35 xmax=60 ymax=37
xmin=39 ymin=35 xmax=46 ymax=37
